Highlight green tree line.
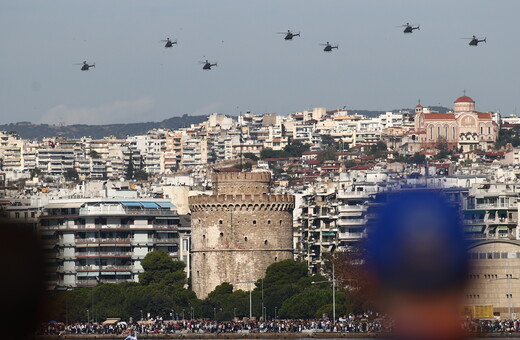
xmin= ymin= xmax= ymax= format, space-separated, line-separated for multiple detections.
xmin=44 ymin=251 xmax=363 ymax=322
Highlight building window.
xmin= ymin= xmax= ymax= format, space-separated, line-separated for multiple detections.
xmin=15 ymin=212 xmax=20 ymax=218
xmin=244 ymin=236 xmax=248 ymax=241
xmin=219 ymin=219 xmax=223 ymax=224
xmin=252 ymin=220 xmax=256 ymax=225
xmin=267 ymin=220 xmax=271 ymax=225
xmin=220 ymin=232 xmax=224 ymax=237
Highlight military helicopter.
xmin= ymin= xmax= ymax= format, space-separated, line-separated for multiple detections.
xmin=462 ymin=35 xmax=487 ymax=46
xmin=321 ymin=42 xmax=338 ymax=52
xmin=277 ymin=30 xmax=300 ymax=40
xmin=400 ymin=23 xmax=420 ymax=33
xmin=200 ymin=60 xmax=217 ymax=70
xmin=73 ymin=61 xmax=95 ymax=71
xmin=161 ymin=38 xmax=177 ymax=48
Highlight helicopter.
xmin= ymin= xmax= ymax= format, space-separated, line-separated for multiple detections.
xmin=73 ymin=61 xmax=95 ymax=71
xmin=321 ymin=42 xmax=338 ymax=52
xmin=462 ymin=35 xmax=487 ymax=46
xmin=277 ymin=30 xmax=300 ymax=40
xmin=200 ymin=60 xmax=217 ymax=70
xmin=400 ymin=23 xmax=420 ymax=33
xmin=161 ymin=38 xmax=177 ymax=48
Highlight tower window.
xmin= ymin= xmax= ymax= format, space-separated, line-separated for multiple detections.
xmin=267 ymin=220 xmax=271 ymax=225
xmin=252 ymin=220 xmax=257 ymax=225
xmin=203 ymin=235 xmax=206 ymax=239
xmin=219 ymin=219 xmax=223 ymax=224
xmin=264 ymin=240 xmax=268 ymax=245
xmin=220 ymin=232 xmax=224 ymax=237
xmin=244 ymin=236 xmax=248 ymax=241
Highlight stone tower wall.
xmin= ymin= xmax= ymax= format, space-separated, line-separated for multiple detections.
xmin=189 ymin=193 xmax=294 ymax=298
xmin=213 ymin=171 xmax=271 ymax=195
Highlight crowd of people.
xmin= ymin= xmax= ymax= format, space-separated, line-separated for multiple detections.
xmin=41 ymin=317 xmax=520 ymax=336
xmin=463 ymin=319 xmax=520 ymax=334
xmin=41 ymin=315 xmax=390 ymax=336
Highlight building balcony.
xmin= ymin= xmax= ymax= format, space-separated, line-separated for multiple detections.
xmin=75 ymin=252 xmax=133 ymax=258
xmin=76 ymin=265 xmax=132 ymax=271
xmin=338 ymin=232 xmax=365 ymax=240
xmin=464 ymin=219 xmax=485 ymax=225
xmin=337 ymin=218 xmax=367 ymax=226
xmin=75 ymin=237 xmax=132 ymax=244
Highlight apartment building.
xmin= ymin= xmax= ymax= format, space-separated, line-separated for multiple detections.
xmin=39 ymin=198 xmax=189 ymax=289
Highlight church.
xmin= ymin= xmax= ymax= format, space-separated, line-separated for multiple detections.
xmin=409 ymin=95 xmax=498 ymax=153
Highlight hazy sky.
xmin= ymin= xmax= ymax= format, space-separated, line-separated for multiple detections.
xmin=1 ymin=0 xmax=520 ymax=125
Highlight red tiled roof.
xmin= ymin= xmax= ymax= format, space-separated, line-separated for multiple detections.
xmin=308 ymin=160 xmax=320 ymax=165
xmin=477 ymin=112 xmax=493 ymax=119
xmin=348 ymin=164 xmax=374 ymax=170
xmin=424 ymin=113 xmax=456 ymax=120
xmin=454 ymin=96 xmax=475 ymax=103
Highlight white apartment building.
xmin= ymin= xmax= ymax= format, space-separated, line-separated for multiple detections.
xmin=39 ymin=198 xmax=190 ymax=289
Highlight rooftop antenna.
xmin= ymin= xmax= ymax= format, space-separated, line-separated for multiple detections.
xmin=463 ymin=89 xmax=467 ymax=96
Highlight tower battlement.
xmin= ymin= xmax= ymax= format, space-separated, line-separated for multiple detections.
xmin=189 ymin=193 xmax=295 ymax=212
xmin=213 ymin=171 xmax=271 ymax=195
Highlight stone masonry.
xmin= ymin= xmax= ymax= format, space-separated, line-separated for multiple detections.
xmin=189 ymin=171 xmax=294 ymax=298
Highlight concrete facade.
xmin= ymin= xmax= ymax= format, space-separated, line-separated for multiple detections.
xmin=466 ymin=240 xmax=520 ymax=319
xmin=189 ymin=172 xmax=294 ymax=298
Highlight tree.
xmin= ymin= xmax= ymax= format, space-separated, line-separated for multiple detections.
xmin=125 ymin=158 xmax=134 ymax=180
xmin=139 ymin=250 xmax=186 ymax=286
xmin=283 ymin=140 xmax=310 ymax=158
xmin=318 ymin=146 xmax=337 ymax=163
xmin=63 ymin=168 xmax=79 ymax=182
xmin=243 ymin=153 xmax=259 ymax=161
xmin=133 ymin=169 xmax=149 ymax=181
xmin=435 ymin=138 xmax=451 ymax=160
xmin=260 ymin=148 xmax=289 ymax=159
xmin=89 ymin=150 xmax=101 ymax=159
xmin=367 ymin=141 xmax=387 ymax=157
xmin=279 ymin=289 xmax=347 ymax=319
xmin=410 ymin=152 xmax=426 ymax=165
xmin=30 ymin=168 xmax=42 ymax=178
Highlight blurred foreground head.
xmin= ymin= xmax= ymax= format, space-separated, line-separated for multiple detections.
xmin=368 ymin=191 xmax=469 ymax=340
xmin=0 ymin=218 xmax=46 ymax=340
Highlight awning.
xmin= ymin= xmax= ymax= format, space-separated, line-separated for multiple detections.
xmin=464 ymin=226 xmax=484 ymax=233
xmin=45 ymin=202 xmax=85 ymax=209
xmin=121 ymin=202 xmax=142 ymax=207
xmin=116 ymin=271 xmax=132 ymax=275
xmin=157 ymin=202 xmax=175 ymax=208
xmin=77 ymin=272 xmax=99 ymax=277
xmin=101 ymin=271 xmax=116 ymax=275
xmin=102 ymin=318 xmax=121 ymax=325
xmin=39 ymin=230 xmax=56 ymax=235
xmin=322 ymin=232 xmax=336 ymax=237
xmin=141 ymin=202 xmax=159 ymax=209
xmin=497 ymin=226 xmax=509 ymax=231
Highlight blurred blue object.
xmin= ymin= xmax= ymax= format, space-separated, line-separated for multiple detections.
xmin=368 ymin=191 xmax=469 ymax=293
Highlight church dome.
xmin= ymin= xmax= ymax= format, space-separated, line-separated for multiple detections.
xmin=454 ymin=95 xmax=476 ymax=113
xmin=454 ymin=96 xmax=475 ymax=103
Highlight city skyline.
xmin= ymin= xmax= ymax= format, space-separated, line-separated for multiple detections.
xmin=1 ymin=0 xmax=520 ymax=125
